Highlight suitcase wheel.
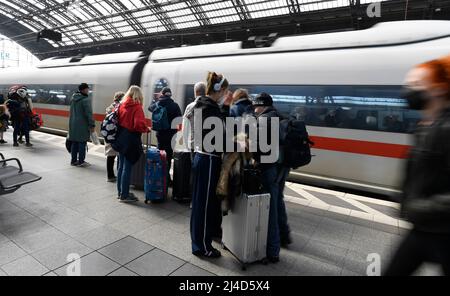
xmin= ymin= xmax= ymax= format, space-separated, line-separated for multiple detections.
xmin=241 ymin=264 xmax=247 ymax=271
xmin=144 ymin=200 xmax=149 ymax=204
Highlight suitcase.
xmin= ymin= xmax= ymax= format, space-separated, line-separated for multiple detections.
xmin=130 ymin=152 xmax=146 ymax=190
xmin=144 ymin=148 xmax=168 ymax=203
xmin=222 ymin=193 xmax=271 ymax=270
xmin=172 ymin=151 xmax=192 ymax=202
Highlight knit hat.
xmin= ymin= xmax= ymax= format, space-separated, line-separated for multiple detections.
xmin=252 ymin=92 xmax=273 ymax=107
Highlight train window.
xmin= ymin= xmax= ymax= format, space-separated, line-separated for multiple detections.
xmin=0 ymin=84 xmax=80 ymax=106
xmin=230 ymin=85 xmax=420 ymax=134
xmin=181 ymin=84 xmax=421 ymax=134
xmin=153 ymin=78 xmax=169 ymax=100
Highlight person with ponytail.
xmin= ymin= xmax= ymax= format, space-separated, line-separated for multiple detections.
xmin=190 ymin=72 xmax=232 ymax=258
xmin=385 ymin=55 xmax=450 ymax=276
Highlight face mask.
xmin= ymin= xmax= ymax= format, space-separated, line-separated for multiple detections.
xmin=402 ymin=88 xmax=428 ymax=110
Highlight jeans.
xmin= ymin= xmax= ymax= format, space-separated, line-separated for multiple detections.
xmin=71 ymin=142 xmax=87 ymax=164
xmin=107 ymin=156 xmax=116 ymax=179
xmin=260 ymin=164 xmax=291 ymax=258
xmin=117 ymin=153 xmax=133 ymax=198
xmin=157 ymin=132 xmax=175 ymax=183
xmin=13 ymin=119 xmax=30 ymax=144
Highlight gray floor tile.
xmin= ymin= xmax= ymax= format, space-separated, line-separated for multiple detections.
xmin=73 ymin=226 xmax=127 ymax=250
xmin=109 ymin=215 xmax=155 ymax=235
xmin=2 ymin=255 xmax=49 ymax=276
xmin=108 ymin=267 xmax=139 ymax=276
xmin=0 ymin=233 xmax=9 ymax=245
xmin=126 ymin=248 xmax=185 ymax=276
xmin=341 ymin=269 xmax=364 ymax=276
xmin=302 ymin=239 xmax=348 ymax=267
xmin=55 ymin=252 xmax=120 ymax=276
xmin=31 ymin=238 xmax=93 ymax=270
xmin=343 ymin=250 xmax=385 ymax=276
xmin=43 ymin=272 xmax=58 ymax=276
xmin=170 ymin=263 xmax=215 ymax=276
xmin=288 ymin=254 xmax=342 ymax=276
xmin=11 ymin=227 xmax=70 ymax=253
xmin=0 ymin=241 xmax=28 ymax=266
xmin=0 ymin=268 xmax=7 ymax=276
xmin=98 ymin=236 xmax=154 ymax=265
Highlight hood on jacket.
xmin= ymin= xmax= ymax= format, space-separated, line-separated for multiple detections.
xmin=256 ymin=106 xmax=281 ymax=118
xmin=122 ymin=98 xmax=142 ymax=109
xmin=72 ymin=91 xmax=88 ymax=102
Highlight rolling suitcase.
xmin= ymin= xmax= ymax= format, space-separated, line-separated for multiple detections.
xmin=144 ymin=148 xmax=168 ymax=204
xmin=172 ymin=151 xmax=192 ymax=203
xmin=222 ymin=193 xmax=270 ymax=270
xmin=222 ymin=161 xmax=270 ymax=270
xmin=130 ymin=151 xmax=146 ymax=190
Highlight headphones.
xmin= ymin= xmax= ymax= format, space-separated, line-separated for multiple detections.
xmin=213 ymin=76 xmax=226 ymax=92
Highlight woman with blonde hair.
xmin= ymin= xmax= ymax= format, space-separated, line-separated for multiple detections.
xmin=112 ymin=85 xmax=150 ymax=202
xmin=105 ymin=91 xmax=125 ymax=182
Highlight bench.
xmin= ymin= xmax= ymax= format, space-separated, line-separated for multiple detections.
xmin=0 ymin=153 xmax=42 ymax=195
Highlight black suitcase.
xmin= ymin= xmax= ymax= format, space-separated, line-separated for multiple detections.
xmin=130 ymin=152 xmax=146 ymax=190
xmin=172 ymin=152 xmax=192 ymax=202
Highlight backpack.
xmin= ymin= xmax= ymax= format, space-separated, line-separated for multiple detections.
xmin=151 ymin=102 xmax=170 ymax=131
xmin=100 ymin=104 xmax=120 ymax=144
xmin=279 ymin=119 xmax=314 ymax=169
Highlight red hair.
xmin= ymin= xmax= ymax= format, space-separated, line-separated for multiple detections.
xmin=416 ymin=55 xmax=450 ymax=100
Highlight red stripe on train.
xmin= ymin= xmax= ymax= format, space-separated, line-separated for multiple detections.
xmin=35 ymin=107 xmax=410 ymax=159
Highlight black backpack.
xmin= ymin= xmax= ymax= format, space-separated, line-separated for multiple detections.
xmin=279 ymin=119 xmax=314 ymax=169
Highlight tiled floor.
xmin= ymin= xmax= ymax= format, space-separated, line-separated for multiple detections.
xmin=0 ymin=130 xmax=442 ymax=276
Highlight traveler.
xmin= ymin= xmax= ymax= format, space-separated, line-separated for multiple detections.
xmin=6 ymin=85 xmax=33 ymax=147
xmin=230 ymin=88 xmax=253 ymax=117
xmin=0 ymin=105 xmax=10 ymax=144
xmin=105 ymin=91 xmax=125 ymax=182
xmin=113 ymin=86 xmax=150 ymax=202
xmin=149 ymin=87 xmax=182 ymax=186
xmin=384 ymin=56 xmax=450 ymax=276
xmin=252 ymin=92 xmax=292 ymax=263
xmin=182 ymin=82 xmax=206 ymax=152
xmin=190 ymin=72 xmax=232 ymax=258
xmin=68 ymin=83 xmax=95 ymax=167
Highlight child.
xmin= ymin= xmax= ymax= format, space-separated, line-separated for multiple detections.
xmin=0 ymin=105 xmax=10 ymax=144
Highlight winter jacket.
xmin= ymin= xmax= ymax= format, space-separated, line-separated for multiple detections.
xmin=182 ymin=98 xmax=199 ymax=151
xmin=401 ymin=108 xmax=450 ymax=234
xmin=230 ymin=98 xmax=253 ymax=118
xmin=118 ymin=98 xmax=148 ymax=134
xmin=149 ymin=96 xmax=182 ymax=136
xmin=6 ymin=97 xmax=32 ymax=122
xmin=68 ymin=92 xmax=95 ymax=142
xmin=192 ymin=96 xmax=230 ymax=155
xmin=104 ymin=101 xmax=120 ymax=157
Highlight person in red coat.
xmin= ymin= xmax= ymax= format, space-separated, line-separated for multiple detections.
xmin=114 ymin=85 xmax=150 ymax=202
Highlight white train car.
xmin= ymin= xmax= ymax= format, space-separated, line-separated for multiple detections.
xmin=1 ymin=20 xmax=449 ymax=196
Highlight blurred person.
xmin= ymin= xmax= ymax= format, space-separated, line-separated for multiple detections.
xmin=149 ymin=87 xmax=182 ymax=187
xmin=182 ymin=82 xmax=206 ymax=152
xmin=252 ymin=92 xmax=292 ymax=263
xmin=385 ymin=56 xmax=450 ymax=276
xmin=0 ymin=105 xmax=10 ymax=144
xmin=190 ymin=72 xmax=232 ymax=258
xmin=112 ymin=86 xmax=150 ymax=202
xmin=105 ymin=91 xmax=125 ymax=182
xmin=68 ymin=83 xmax=95 ymax=167
xmin=230 ymin=88 xmax=252 ymax=117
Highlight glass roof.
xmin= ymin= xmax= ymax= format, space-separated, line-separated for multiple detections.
xmin=0 ymin=0 xmax=391 ymax=48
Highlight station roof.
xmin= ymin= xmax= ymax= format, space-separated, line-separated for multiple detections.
xmin=0 ymin=0 xmax=449 ymax=60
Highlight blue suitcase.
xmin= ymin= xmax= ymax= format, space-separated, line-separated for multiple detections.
xmin=144 ymin=148 xmax=167 ymax=204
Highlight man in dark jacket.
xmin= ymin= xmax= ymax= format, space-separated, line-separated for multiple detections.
xmin=384 ymin=56 xmax=450 ymax=276
xmin=252 ymin=92 xmax=292 ymax=263
xmin=149 ymin=87 xmax=182 ymax=185
xmin=68 ymin=83 xmax=95 ymax=167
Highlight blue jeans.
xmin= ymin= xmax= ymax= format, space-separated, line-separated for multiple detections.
xmin=71 ymin=142 xmax=87 ymax=164
xmin=261 ymin=165 xmax=291 ymax=258
xmin=117 ymin=153 xmax=133 ymax=198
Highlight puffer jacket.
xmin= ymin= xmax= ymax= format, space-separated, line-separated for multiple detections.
xmin=68 ymin=92 xmax=95 ymax=142
xmin=401 ymin=108 xmax=450 ymax=234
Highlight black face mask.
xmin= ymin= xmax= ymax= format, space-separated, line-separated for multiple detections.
xmin=402 ymin=88 xmax=428 ymax=110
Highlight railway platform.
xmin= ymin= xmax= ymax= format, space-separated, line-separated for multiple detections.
xmin=0 ymin=130 xmax=441 ymax=276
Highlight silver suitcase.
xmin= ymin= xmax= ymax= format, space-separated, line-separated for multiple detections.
xmin=222 ymin=193 xmax=270 ymax=270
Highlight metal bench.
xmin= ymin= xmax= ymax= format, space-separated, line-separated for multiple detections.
xmin=0 ymin=153 xmax=42 ymax=195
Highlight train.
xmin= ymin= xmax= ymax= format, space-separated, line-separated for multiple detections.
xmin=1 ymin=20 xmax=449 ymax=196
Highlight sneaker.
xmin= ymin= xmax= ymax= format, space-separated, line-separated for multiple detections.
xmin=267 ymin=256 xmax=280 ymax=264
xmin=25 ymin=143 xmax=33 ymax=148
xmin=13 ymin=142 xmax=19 ymax=147
xmin=18 ymin=139 xmax=24 ymax=144
xmin=107 ymin=177 xmax=117 ymax=183
xmin=71 ymin=162 xmax=79 ymax=166
xmin=77 ymin=162 xmax=91 ymax=168
xmin=120 ymin=193 xmax=139 ymax=203
xmin=281 ymin=233 xmax=293 ymax=248
xmin=0 ymin=140 xmax=6 ymax=144
xmin=193 ymin=248 xmax=222 ymax=259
